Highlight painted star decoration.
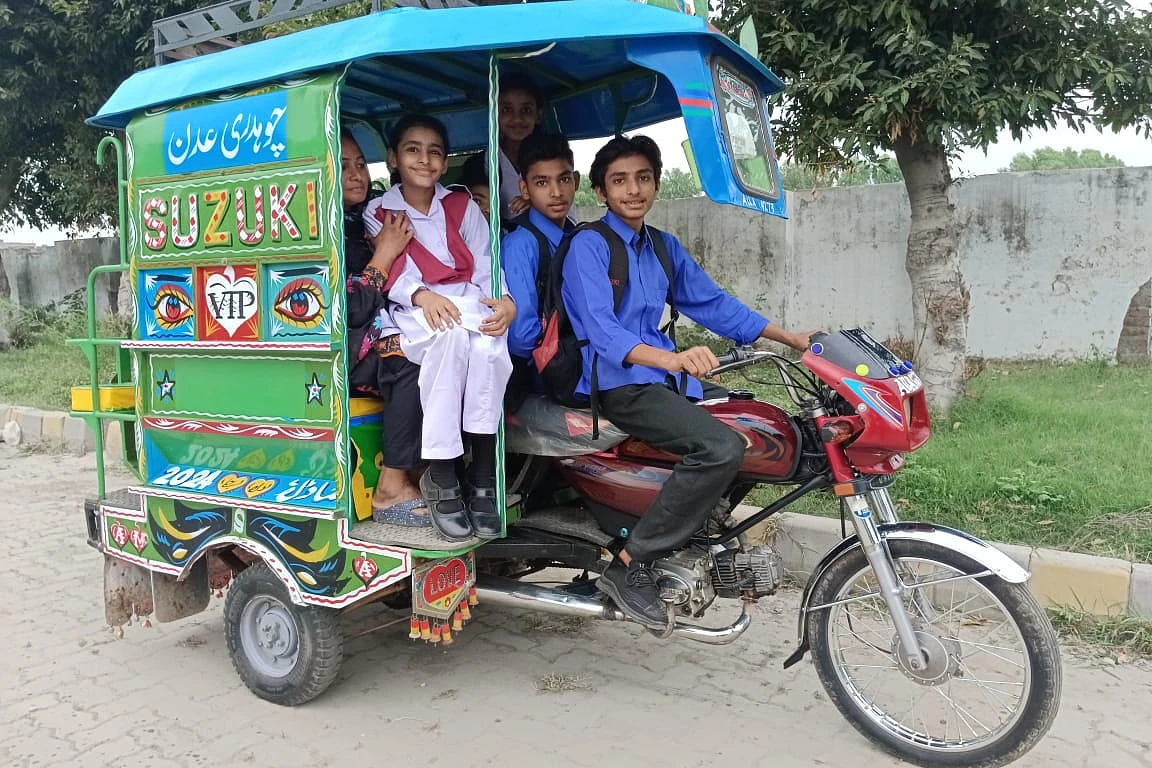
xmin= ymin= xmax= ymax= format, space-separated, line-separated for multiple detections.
xmin=305 ymin=372 xmax=326 ymax=405
xmin=156 ymin=370 xmax=176 ymax=402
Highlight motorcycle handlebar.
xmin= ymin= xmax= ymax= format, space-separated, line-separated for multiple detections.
xmin=707 ymin=346 xmax=773 ymax=377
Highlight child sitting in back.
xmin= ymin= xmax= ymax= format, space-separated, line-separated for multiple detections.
xmin=363 ymin=114 xmax=516 ymax=542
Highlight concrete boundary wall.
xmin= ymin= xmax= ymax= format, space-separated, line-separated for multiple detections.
xmin=2 ymin=168 xmax=1149 ymax=359
xmin=0 ymin=238 xmax=123 ymax=316
xmin=580 ymin=165 xmax=1152 ymax=361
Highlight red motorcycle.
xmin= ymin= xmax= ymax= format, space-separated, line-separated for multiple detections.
xmin=487 ymin=328 xmax=1060 ymax=768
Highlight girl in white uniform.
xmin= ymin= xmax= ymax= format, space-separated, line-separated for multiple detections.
xmin=364 ymin=114 xmax=516 ymax=541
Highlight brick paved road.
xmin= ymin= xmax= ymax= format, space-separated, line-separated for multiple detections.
xmin=2 ymin=444 xmax=1150 ymax=768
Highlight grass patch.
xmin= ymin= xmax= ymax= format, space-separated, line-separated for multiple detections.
xmin=519 ymin=614 xmax=588 ymax=634
xmin=737 ymin=361 xmax=1152 ymax=561
xmin=1048 ymin=605 xmax=1152 ymax=661
xmin=0 ymin=299 xmax=126 ymax=411
xmin=535 ymin=673 xmax=592 ymax=693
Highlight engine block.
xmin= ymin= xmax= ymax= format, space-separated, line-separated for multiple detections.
xmin=711 ymin=545 xmax=784 ymax=599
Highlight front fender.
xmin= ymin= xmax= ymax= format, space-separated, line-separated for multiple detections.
xmin=781 ymin=522 xmax=1030 ymax=669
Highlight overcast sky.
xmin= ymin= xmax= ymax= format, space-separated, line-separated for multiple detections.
xmin=4 ymin=116 xmax=1150 ymax=246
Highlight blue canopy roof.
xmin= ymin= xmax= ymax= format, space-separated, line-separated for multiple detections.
xmin=91 ymin=0 xmax=783 ymax=148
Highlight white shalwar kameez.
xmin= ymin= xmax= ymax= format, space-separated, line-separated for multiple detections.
xmin=497 ymin=147 xmax=523 ymax=221
xmin=364 ymin=184 xmax=513 ymax=460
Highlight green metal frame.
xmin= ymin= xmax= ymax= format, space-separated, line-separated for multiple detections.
xmin=67 ymin=136 xmax=138 ymax=498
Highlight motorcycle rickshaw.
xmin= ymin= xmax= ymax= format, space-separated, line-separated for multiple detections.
xmin=72 ymin=2 xmax=1060 ymax=765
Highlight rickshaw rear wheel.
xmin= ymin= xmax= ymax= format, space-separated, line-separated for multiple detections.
xmin=224 ymin=563 xmax=343 ymax=706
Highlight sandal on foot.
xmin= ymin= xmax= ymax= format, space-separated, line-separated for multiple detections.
xmin=465 ymin=485 xmax=502 ymax=538
xmin=371 ymin=497 xmax=431 ymax=526
xmin=419 ymin=469 xmax=473 ymax=541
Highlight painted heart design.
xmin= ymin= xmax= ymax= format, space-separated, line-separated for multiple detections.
xmin=267 ymin=450 xmax=295 ymax=473
xmin=236 ymin=449 xmax=266 ymax=470
xmin=353 ymin=554 xmax=378 ymax=585
xmin=204 ymin=266 xmax=259 ymax=337
xmin=110 ymin=520 xmax=129 ymax=548
xmin=422 ymin=558 xmax=469 ymax=606
xmin=128 ymin=527 xmax=149 ymax=553
xmin=244 ymin=478 xmax=276 ymax=498
xmin=218 ymin=473 xmax=249 ymax=494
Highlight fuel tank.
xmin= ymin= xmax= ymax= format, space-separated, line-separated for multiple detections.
xmin=556 ymin=399 xmax=801 ymax=518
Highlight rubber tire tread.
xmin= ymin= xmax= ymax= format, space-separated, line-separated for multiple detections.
xmin=224 ymin=563 xmax=344 ymax=706
xmin=806 ymin=539 xmax=1061 ymax=768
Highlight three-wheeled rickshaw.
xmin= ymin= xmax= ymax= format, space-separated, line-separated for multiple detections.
xmin=72 ymin=2 xmax=1060 ymax=765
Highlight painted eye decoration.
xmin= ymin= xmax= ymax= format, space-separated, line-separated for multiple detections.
xmin=273 ymin=278 xmax=327 ymax=328
xmin=149 ymin=284 xmax=194 ymax=330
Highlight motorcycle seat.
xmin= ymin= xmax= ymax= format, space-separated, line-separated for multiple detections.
xmin=504 ymin=395 xmax=628 ymax=457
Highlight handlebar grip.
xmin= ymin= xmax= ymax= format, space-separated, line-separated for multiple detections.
xmin=713 ymin=347 xmax=750 ymax=367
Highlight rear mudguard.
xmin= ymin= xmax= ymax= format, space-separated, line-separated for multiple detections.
xmin=782 ymin=522 xmax=1029 ymax=668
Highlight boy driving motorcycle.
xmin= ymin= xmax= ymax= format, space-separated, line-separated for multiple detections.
xmin=561 ymin=135 xmax=814 ymax=628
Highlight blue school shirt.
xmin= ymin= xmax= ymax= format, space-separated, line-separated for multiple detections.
xmin=501 ymin=208 xmax=573 ymax=359
xmin=561 ymin=210 xmax=769 ymax=399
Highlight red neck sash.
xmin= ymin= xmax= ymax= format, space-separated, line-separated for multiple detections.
xmin=380 ymin=190 xmax=475 ymax=290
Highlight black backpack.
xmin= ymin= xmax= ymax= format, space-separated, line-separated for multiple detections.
xmin=527 ymin=218 xmax=679 ymax=435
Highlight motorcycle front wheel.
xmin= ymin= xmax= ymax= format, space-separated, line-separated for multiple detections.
xmin=806 ymin=539 xmax=1061 ymax=768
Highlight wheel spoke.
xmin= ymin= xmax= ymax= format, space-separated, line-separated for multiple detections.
xmin=820 ymin=552 xmax=1038 ymax=755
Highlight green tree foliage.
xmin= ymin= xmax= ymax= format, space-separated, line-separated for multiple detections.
xmin=1003 ymin=146 xmax=1126 ymax=172
xmin=779 ymin=155 xmax=903 ymax=189
xmin=723 ymin=0 xmax=1152 ymax=407
xmin=0 ymin=0 xmax=375 ymax=233
xmin=0 ymin=1 xmax=205 ymax=232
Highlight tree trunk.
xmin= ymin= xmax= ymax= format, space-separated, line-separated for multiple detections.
xmin=892 ymin=134 xmax=969 ymax=411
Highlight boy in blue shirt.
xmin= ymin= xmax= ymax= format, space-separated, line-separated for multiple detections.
xmin=500 ymin=132 xmax=579 ymax=402
xmin=562 ymin=135 xmax=814 ymax=629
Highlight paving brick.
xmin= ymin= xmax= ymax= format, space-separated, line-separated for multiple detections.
xmin=16 ymin=409 xmax=42 ymax=443
xmin=1029 ymin=547 xmax=1132 ymax=616
xmin=1128 ymin=562 xmax=1152 ymax=619
xmin=41 ymin=412 xmax=65 ymax=447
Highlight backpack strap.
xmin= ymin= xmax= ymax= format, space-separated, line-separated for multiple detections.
xmin=647 ymin=225 xmax=680 ymax=345
xmin=511 ymin=213 xmax=554 ymax=338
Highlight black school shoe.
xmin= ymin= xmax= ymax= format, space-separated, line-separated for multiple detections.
xmin=596 ymin=559 xmax=669 ymax=630
xmin=419 ymin=469 xmax=474 ymax=541
xmin=465 ymin=485 xmax=502 ymax=538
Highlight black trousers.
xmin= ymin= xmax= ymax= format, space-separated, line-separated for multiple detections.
xmin=377 ymin=355 xmax=424 ymax=470
xmin=597 ymin=383 xmax=745 ymax=562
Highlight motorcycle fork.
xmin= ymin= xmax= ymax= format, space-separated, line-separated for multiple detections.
xmin=842 ymin=492 xmax=929 ymax=672
xmin=866 ymin=487 xmax=941 ymax=623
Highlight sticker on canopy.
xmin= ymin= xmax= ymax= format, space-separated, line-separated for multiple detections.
xmin=163 ymin=90 xmax=288 ymax=175
xmin=717 ymin=67 xmax=756 ymax=108
xmin=263 ymin=262 xmax=331 ymax=340
xmin=196 ymin=265 xmax=260 ymax=341
xmin=139 ymin=268 xmax=195 ymax=339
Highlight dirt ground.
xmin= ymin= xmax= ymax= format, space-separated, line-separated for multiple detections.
xmin=1 ymin=443 xmax=1150 ymax=768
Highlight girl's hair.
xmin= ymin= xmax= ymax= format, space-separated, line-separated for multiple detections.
xmin=589 ymin=134 xmax=663 ymax=191
xmin=499 ymin=72 xmax=545 ymax=109
xmin=459 ymin=152 xmax=490 ymax=190
xmin=388 ymin=114 xmax=451 ymax=155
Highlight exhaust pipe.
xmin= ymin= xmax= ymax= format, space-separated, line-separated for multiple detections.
xmin=474 ymin=577 xmax=752 ymax=646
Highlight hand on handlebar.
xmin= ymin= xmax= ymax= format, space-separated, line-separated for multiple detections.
xmin=665 ymin=346 xmax=721 ymax=378
xmin=784 ymin=330 xmax=823 ymax=352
